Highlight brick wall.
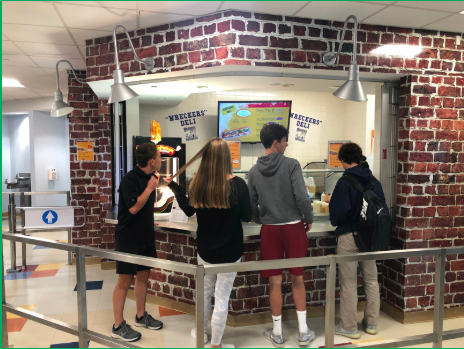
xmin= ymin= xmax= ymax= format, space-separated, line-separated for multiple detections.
xmin=152 ymin=230 xmax=347 ymax=314
xmin=78 ymin=10 xmax=464 ymax=314
xmin=68 ymin=72 xmax=115 ymax=249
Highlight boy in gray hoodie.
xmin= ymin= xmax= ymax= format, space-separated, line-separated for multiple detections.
xmin=248 ymin=124 xmax=315 ymax=348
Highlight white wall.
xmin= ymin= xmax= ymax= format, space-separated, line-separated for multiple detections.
xmin=139 ymin=90 xmax=348 ymax=177
xmin=29 ymin=111 xmax=70 ymax=207
xmin=8 ymin=114 xmax=31 ymax=180
xmin=2 ymin=116 xmax=12 ymax=213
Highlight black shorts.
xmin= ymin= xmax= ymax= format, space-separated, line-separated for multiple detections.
xmin=115 ymin=241 xmax=157 ymax=275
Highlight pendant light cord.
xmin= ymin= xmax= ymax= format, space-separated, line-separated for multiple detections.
xmin=324 ymin=15 xmax=358 ymax=64
xmin=55 ymin=60 xmax=86 ymax=91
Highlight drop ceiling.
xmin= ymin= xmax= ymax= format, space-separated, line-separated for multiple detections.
xmin=2 ymin=1 xmax=464 ymax=102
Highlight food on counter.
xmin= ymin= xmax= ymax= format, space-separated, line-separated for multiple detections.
xmin=221 ymin=126 xmax=252 ymax=139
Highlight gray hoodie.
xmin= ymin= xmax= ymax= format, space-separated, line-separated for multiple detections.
xmin=248 ymin=152 xmax=313 ymax=225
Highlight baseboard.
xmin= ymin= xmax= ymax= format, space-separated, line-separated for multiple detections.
xmin=2 ymin=212 xmax=21 ymax=218
xmin=138 ymin=294 xmax=371 ymax=327
xmin=101 ymin=261 xmax=116 ymax=270
xmin=71 ymin=256 xmax=101 ymax=266
xmin=381 ymin=301 xmax=464 ymax=324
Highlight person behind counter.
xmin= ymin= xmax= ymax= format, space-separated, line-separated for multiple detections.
xmin=248 ymin=124 xmax=315 ymax=348
xmin=329 ymin=143 xmax=386 ymax=339
xmin=111 ymin=143 xmax=164 ymax=342
xmin=164 ymin=137 xmax=252 ymax=349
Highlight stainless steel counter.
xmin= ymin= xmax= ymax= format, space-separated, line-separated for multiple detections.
xmin=105 ymin=206 xmax=335 ymax=240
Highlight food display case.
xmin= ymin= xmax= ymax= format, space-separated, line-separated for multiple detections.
xmin=233 ymin=168 xmax=344 ymax=221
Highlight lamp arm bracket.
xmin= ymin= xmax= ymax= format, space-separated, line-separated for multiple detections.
xmin=112 ymin=25 xmax=155 ymax=71
xmin=55 ymin=60 xmax=86 ymax=90
xmin=322 ymin=15 xmax=358 ymax=67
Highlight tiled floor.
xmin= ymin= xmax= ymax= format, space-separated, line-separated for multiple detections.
xmin=2 ymin=227 xmax=464 ymax=348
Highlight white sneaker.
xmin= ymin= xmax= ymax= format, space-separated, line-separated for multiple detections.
xmin=191 ymin=327 xmax=208 ymax=344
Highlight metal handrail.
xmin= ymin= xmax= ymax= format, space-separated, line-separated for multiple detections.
xmin=2 ymin=232 xmax=464 ymax=349
xmin=2 ymin=191 xmax=70 ymax=196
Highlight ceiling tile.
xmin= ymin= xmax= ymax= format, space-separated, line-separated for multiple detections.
xmin=140 ymin=1 xmax=222 ymax=15
xmin=2 ymin=1 xmax=63 ymax=26
xmin=55 ymin=3 xmax=137 ymax=31
xmin=20 ymin=79 xmax=57 ymax=89
xmin=2 ymin=24 xmax=74 ymax=45
xmin=365 ymin=7 xmax=451 ymax=28
xmin=79 ymin=46 xmax=86 ymax=57
xmin=393 ymin=1 xmax=464 ymax=13
xmin=2 ymin=96 xmax=15 ymax=101
xmin=222 ymin=1 xmax=308 ymax=16
xmin=15 ymin=42 xmax=82 ymax=58
xmin=2 ymin=41 xmax=23 ymax=55
xmin=56 ymin=1 xmax=136 ymax=9
xmin=360 ymin=1 xmax=395 ymax=3
xmin=2 ymin=65 xmax=50 ymax=77
xmin=29 ymin=87 xmax=56 ymax=97
xmin=29 ymin=56 xmax=85 ymax=70
xmin=423 ymin=14 xmax=464 ymax=33
xmin=2 ymin=87 xmax=41 ymax=98
xmin=139 ymin=12 xmax=194 ymax=29
xmin=296 ymin=1 xmax=387 ymax=22
xmin=69 ymin=28 xmax=113 ymax=46
xmin=2 ymin=55 xmax=37 ymax=67
xmin=3 ymin=34 xmax=9 ymax=40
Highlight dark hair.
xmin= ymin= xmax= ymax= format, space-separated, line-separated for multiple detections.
xmin=338 ymin=143 xmax=364 ymax=165
xmin=260 ymin=123 xmax=289 ymax=149
xmin=136 ymin=143 xmax=159 ymax=167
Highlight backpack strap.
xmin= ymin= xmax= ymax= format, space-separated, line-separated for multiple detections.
xmin=340 ymin=174 xmax=365 ymax=194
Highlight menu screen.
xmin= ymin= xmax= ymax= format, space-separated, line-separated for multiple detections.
xmin=218 ymin=101 xmax=291 ymax=143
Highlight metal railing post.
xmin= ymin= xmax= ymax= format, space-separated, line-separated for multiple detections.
xmin=432 ymin=249 xmax=445 ymax=348
xmin=324 ymin=257 xmax=336 ymax=349
xmin=195 ymin=265 xmax=205 ymax=348
xmin=7 ymin=193 xmax=21 ymax=273
xmin=76 ymin=248 xmax=88 ymax=348
xmin=67 ymin=191 xmax=72 ymax=265
xmin=20 ymin=192 xmax=27 ymax=269
xmin=2 ymin=254 xmax=10 ymax=348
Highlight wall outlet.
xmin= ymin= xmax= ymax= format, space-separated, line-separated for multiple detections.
xmin=48 ymin=168 xmax=57 ymax=180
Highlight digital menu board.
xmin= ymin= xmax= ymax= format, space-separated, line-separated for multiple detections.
xmin=218 ymin=101 xmax=292 ymax=143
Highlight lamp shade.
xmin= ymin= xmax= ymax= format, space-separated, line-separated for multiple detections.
xmin=333 ymin=63 xmax=367 ymax=102
xmin=108 ymin=69 xmax=138 ymax=104
xmin=51 ymin=90 xmax=74 ymax=117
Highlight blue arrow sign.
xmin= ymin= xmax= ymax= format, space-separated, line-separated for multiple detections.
xmin=42 ymin=210 xmax=58 ymax=225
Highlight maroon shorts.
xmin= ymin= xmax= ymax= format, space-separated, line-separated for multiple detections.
xmin=260 ymin=221 xmax=309 ymax=278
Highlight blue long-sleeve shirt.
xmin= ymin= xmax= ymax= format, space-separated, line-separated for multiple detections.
xmin=329 ymin=165 xmax=386 ymax=237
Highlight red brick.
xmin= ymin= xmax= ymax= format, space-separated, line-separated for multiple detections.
xmin=231 ymin=47 xmax=245 ymax=58
xmin=204 ymin=23 xmax=216 ymax=35
xmin=188 ymin=51 xmax=201 ymax=63
xmin=232 ymin=20 xmax=245 ymax=31
xmin=209 ymin=33 xmax=236 ymax=47
xmin=438 ymin=86 xmax=461 ymax=97
xmin=224 ymin=59 xmax=251 ymax=66
xmin=215 ymin=47 xmax=228 ymax=59
xmin=218 ymin=20 xmax=231 ymax=33
xmin=246 ymin=48 xmax=260 ymax=59
xmin=182 ymin=39 xmax=207 ymax=52
xmin=247 ymin=21 xmax=260 ymax=32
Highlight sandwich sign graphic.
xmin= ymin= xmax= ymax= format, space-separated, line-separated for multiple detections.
xmin=289 ymin=112 xmax=323 ymax=145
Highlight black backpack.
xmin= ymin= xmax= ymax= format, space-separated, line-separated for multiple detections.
xmin=340 ymin=174 xmax=391 ymax=253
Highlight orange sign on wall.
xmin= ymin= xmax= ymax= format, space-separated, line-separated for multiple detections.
xmin=328 ymin=141 xmax=350 ymax=169
xmin=77 ymin=141 xmax=94 ymax=161
xmin=227 ymin=140 xmax=241 ymax=170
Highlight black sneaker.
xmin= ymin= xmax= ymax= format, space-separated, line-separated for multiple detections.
xmin=134 ymin=311 xmax=163 ymax=330
xmin=111 ymin=321 xmax=141 ymax=342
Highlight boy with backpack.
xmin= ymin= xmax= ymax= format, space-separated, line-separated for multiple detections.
xmin=329 ymin=143 xmax=390 ymax=339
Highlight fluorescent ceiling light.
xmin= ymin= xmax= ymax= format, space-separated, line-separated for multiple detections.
xmin=2 ymin=78 xmax=25 ymax=88
xmin=460 ymin=10 xmax=464 ymax=14
xmin=371 ymin=45 xmax=422 ymax=58
xmin=215 ymin=92 xmax=276 ymax=97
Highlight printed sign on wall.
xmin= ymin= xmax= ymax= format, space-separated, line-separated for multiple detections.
xmin=328 ymin=140 xmax=350 ymax=169
xmin=165 ymin=110 xmax=207 ymax=142
xmin=77 ymin=141 xmax=94 ymax=161
xmin=226 ymin=140 xmax=241 ymax=170
xmin=288 ymin=112 xmax=323 ymax=145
